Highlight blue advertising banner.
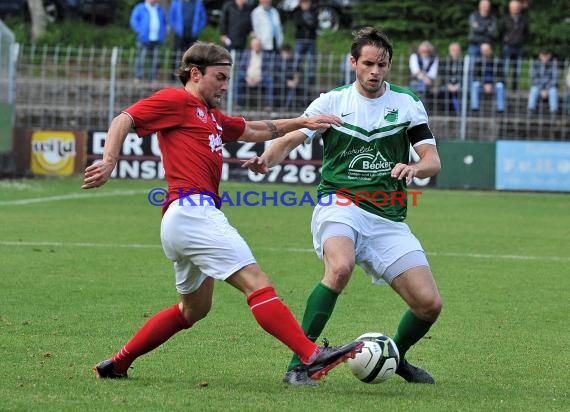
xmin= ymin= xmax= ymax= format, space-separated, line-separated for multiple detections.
xmin=496 ymin=141 xmax=570 ymax=192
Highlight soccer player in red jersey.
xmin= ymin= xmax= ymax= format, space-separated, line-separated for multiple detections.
xmin=82 ymin=41 xmax=362 ymax=382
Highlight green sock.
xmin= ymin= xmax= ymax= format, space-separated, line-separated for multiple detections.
xmin=393 ymin=309 xmax=434 ymax=360
xmin=287 ymin=282 xmax=339 ymax=371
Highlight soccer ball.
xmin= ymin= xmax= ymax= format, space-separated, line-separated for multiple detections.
xmin=346 ymin=332 xmax=400 ymax=384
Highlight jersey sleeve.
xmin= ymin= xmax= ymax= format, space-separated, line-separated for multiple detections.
xmin=408 ymin=96 xmax=429 ymax=128
xmin=124 ymin=89 xmax=184 ymax=137
xmin=217 ymin=111 xmax=246 ymax=143
xmin=407 ymin=97 xmax=436 ymax=146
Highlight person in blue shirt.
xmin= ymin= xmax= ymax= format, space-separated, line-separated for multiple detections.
xmin=168 ymin=0 xmax=208 ymax=79
xmin=130 ymin=0 xmax=168 ymax=83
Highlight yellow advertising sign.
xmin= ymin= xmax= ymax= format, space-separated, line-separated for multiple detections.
xmin=31 ymin=131 xmax=76 ymax=176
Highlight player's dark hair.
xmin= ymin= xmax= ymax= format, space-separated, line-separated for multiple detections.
xmin=350 ymin=27 xmax=393 ymax=63
xmin=178 ymin=42 xmax=233 ymax=85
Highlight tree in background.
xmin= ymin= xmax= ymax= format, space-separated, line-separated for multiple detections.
xmin=5 ymin=0 xmax=569 ymax=58
xmin=351 ymin=0 xmax=569 ymax=59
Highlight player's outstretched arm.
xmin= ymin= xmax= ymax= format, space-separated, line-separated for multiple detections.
xmin=242 ymin=131 xmax=307 ymax=174
xmin=239 ymin=114 xmax=341 ymax=143
xmin=82 ymin=113 xmax=133 ymax=189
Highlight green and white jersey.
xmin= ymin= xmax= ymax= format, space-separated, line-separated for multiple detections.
xmin=301 ymin=81 xmax=436 ymax=222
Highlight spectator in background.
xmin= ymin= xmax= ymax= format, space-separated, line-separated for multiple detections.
xmin=339 ymin=53 xmax=356 ymax=85
xmin=251 ymin=0 xmax=283 ymax=52
xmin=219 ymin=0 xmax=254 ymax=52
xmin=292 ymin=0 xmax=318 ymax=86
xmin=129 ymin=0 xmax=167 ymax=83
xmin=470 ymin=42 xmax=505 ymax=113
xmin=467 ymin=0 xmax=497 ymax=58
xmin=251 ymin=0 xmax=284 ymax=111
xmin=566 ymin=67 xmax=570 ymax=116
xmin=130 ymin=0 xmax=168 ymax=83
xmin=168 ymin=0 xmax=208 ymax=79
xmin=408 ymin=40 xmax=439 ymax=99
xmin=274 ymin=44 xmax=300 ymax=109
xmin=500 ymin=0 xmax=529 ymax=91
xmin=527 ymin=48 xmax=559 ymax=114
xmin=237 ymin=37 xmax=273 ymax=109
xmin=439 ymin=42 xmax=464 ymax=114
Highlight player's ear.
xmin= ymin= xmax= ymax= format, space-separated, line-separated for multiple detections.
xmin=190 ymin=66 xmax=202 ymax=80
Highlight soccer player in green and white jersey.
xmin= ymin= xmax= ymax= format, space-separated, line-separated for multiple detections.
xmin=243 ymin=27 xmax=442 ymax=386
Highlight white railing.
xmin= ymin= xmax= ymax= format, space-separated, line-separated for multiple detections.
xmin=9 ymin=44 xmax=570 ymax=141
xmin=0 ymin=19 xmax=17 ymax=105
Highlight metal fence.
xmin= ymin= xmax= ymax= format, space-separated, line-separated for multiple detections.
xmin=9 ymin=44 xmax=570 ymax=140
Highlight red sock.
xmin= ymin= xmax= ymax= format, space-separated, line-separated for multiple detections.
xmin=247 ymin=286 xmax=318 ymax=364
xmin=111 ymin=304 xmax=191 ymax=373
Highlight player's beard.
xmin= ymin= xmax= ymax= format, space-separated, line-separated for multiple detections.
xmin=206 ymin=93 xmax=224 ymax=108
xmin=357 ymin=76 xmax=383 ymax=96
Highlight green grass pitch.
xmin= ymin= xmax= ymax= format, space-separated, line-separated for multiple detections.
xmin=0 ymin=177 xmax=568 ymax=411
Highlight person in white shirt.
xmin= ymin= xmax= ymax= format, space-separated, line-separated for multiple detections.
xmin=409 ymin=40 xmax=439 ymax=98
xmin=251 ymin=0 xmax=283 ymax=52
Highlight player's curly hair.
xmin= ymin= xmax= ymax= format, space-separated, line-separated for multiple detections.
xmin=351 ymin=27 xmax=393 ymax=63
xmin=177 ymin=42 xmax=233 ymax=85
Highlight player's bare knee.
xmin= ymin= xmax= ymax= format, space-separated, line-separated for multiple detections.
xmin=226 ymin=264 xmax=273 ymax=295
xmin=243 ymin=268 xmax=273 ymax=293
xmin=417 ymin=295 xmax=442 ymax=322
xmin=181 ymin=304 xmax=211 ymax=325
xmin=430 ymin=295 xmax=443 ymax=320
xmin=253 ymin=271 xmax=273 ymax=289
xmin=324 ymin=263 xmax=354 ymax=290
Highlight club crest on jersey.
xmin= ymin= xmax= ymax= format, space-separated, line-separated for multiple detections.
xmin=384 ymin=107 xmax=398 ymax=123
xmin=196 ymin=107 xmax=207 ymax=123
xmin=209 ymin=133 xmax=223 ymax=153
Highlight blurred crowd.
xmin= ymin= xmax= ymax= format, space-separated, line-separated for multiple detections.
xmin=129 ymin=0 xmax=570 ymax=116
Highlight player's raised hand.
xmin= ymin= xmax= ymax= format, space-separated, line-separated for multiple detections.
xmin=82 ymin=160 xmax=115 ymax=189
xmin=241 ymin=156 xmax=269 ymax=174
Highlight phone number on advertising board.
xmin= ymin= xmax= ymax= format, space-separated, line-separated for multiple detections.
xmin=222 ymin=163 xmax=321 ymax=185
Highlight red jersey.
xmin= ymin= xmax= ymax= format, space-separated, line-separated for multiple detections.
xmin=124 ymin=88 xmax=246 ymax=214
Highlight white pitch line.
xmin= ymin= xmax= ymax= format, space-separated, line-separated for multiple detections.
xmin=0 ymin=240 xmax=161 ymax=249
xmin=427 ymin=251 xmax=570 ymax=262
xmin=262 ymin=247 xmax=570 ymax=262
xmin=0 ymin=240 xmax=568 ymax=262
xmin=0 ymin=190 xmax=149 ymax=206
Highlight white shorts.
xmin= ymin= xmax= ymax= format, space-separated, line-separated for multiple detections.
xmin=311 ymin=194 xmax=429 ymax=284
xmin=160 ymin=195 xmax=256 ymax=294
